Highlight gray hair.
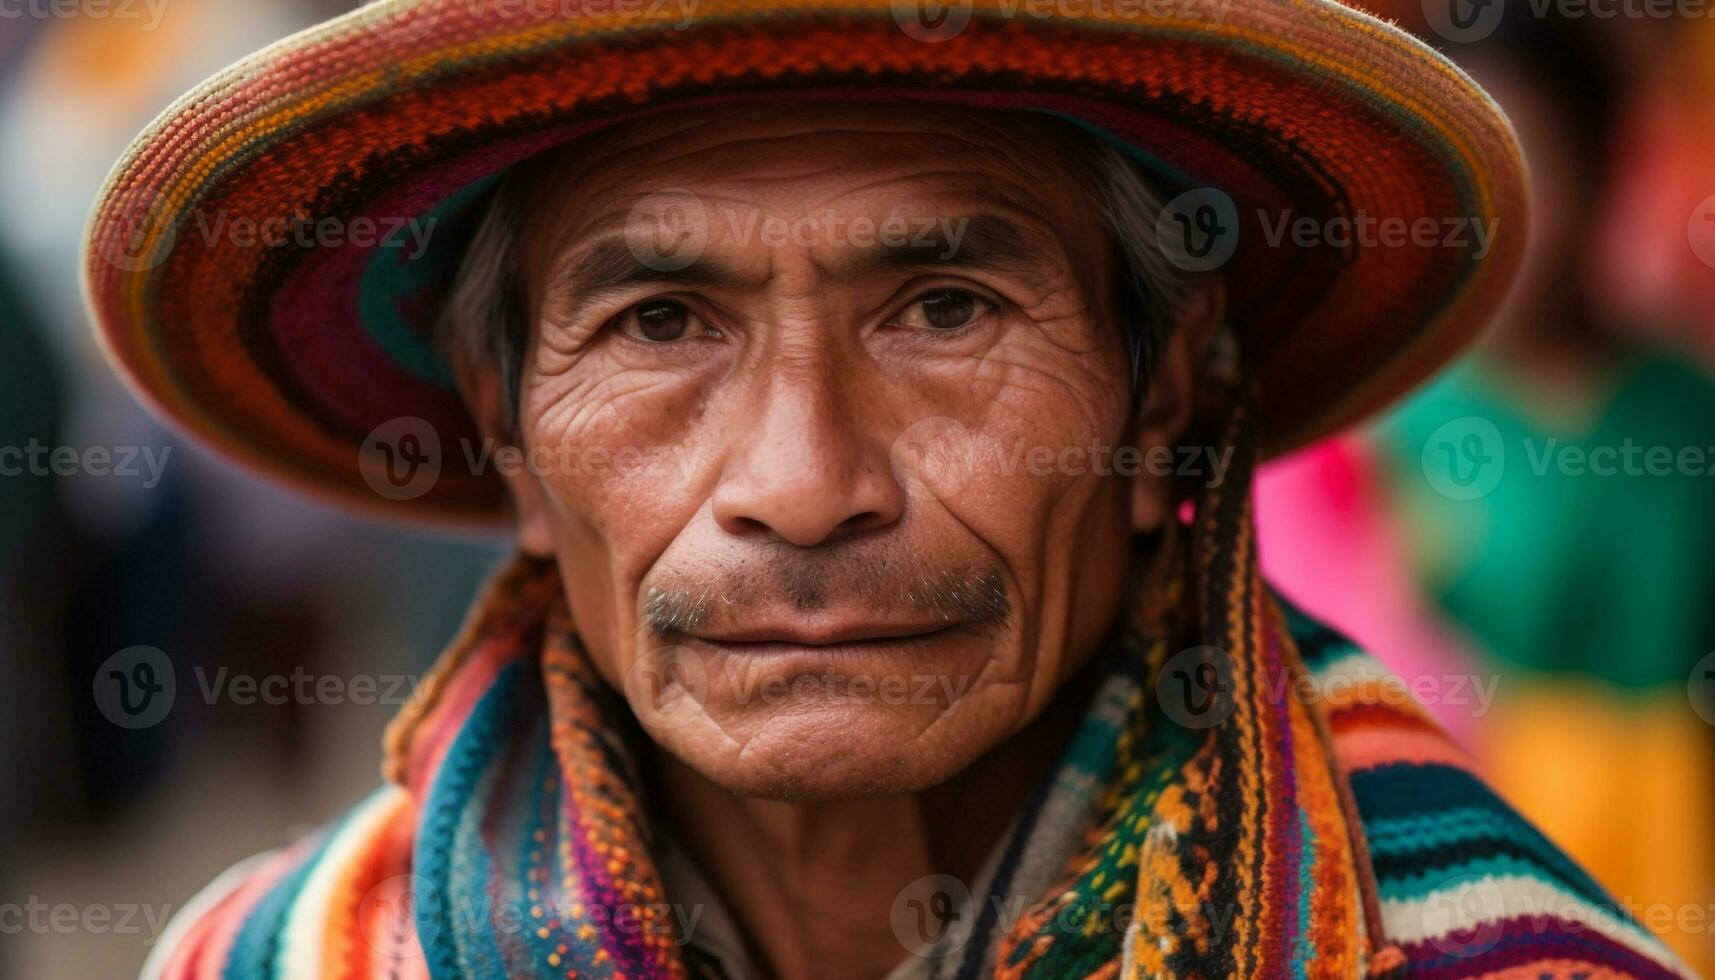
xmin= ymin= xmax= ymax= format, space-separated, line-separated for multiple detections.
xmin=434 ymin=128 xmax=1197 ymax=432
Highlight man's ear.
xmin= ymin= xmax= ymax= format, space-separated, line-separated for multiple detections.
xmin=453 ymin=356 xmax=555 ymax=557
xmin=1130 ymin=277 xmax=1226 ymax=533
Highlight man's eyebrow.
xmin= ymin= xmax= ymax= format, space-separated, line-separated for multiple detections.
xmin=845 ymin=212 xmax=1065 ymax=283
xmin=542 ymin=236 xmax=750 ymax=308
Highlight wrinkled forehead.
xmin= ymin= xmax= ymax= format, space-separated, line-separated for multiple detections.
xmin=526 ymin=99 xmax=1101 ymax=187
xmin=506 ymin=100 xmax=1113 ymax=271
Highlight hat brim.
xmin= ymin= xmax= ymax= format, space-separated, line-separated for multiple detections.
xmin=84 ymin=0 xmax=1526 ymax=525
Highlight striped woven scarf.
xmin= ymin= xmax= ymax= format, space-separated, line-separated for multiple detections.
xmin=144 ymin=396 xmax=1693 ymax=979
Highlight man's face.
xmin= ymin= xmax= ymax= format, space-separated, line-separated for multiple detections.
xmin=498 ymin=101 xmax=1143 ymax=800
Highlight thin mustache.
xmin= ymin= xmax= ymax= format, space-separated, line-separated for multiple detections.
xmin=641 ymin=560 xmax=1010 ymax=637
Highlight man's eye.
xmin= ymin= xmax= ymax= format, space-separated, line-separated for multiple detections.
xmin=892 ymin=289 xmax=992 ymax=332
xmin=615 ymin=299 xmax=714 ymax=343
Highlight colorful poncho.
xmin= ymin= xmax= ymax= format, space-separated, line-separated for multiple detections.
xmin=140 ymin=406 xmax=1693 ymax=980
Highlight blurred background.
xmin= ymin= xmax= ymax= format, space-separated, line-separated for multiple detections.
xmin=0 ymin=1 xmax=1712 ymax=976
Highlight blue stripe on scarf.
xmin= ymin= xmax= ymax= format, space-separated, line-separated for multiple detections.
xmin=1292 ymin=812 xmax=1314 ymax=978
xmin=448 ymin=749 xmax=510 ymax=975
xmin=221 ymin=819 xmax=348 ymax=979
xmin=415 ymin=659 xmax=527 ymax=978
xmin=1351 ymin=763 xmax=1613 ymax=910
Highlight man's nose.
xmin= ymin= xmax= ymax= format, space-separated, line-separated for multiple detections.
xmin=711 ymin=367 xmax=906 ymax=548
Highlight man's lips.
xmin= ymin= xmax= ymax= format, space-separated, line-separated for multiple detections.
xmin=686 ymin=618 xmax=961 ymax=648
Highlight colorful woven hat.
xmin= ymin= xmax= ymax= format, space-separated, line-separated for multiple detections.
xmin=83 ymin=0 xmax=1527 ymax=524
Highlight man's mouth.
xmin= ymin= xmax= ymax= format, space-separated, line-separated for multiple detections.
xmin=640 ymin=558 xmax=1011 ymax=643
xmin=686 ymin=618 xmax=963 ymax=652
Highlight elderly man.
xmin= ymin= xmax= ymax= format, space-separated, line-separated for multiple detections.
xmin=88 ymin=1 xmax=1689 ymax=978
